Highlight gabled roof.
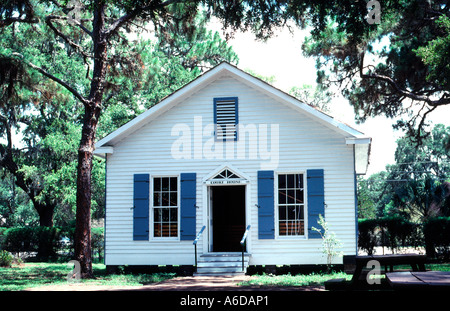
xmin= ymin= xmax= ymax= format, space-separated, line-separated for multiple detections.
xmin=95 ymin=62 xmax=371 ymax=173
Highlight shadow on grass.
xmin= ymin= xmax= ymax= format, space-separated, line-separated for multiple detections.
xmin=0 ymin=263 xmax=176 ymax=291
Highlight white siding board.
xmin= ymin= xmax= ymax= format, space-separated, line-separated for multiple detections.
xmin=104 ymin=75 xmax=357 ymax=266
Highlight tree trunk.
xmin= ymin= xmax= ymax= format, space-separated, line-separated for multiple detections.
xmin=74 ymin=0 xmax=107 ymax=279
xmin=74 ymin=114 xmax=95 ymax=278
xmin=36 ymin=203 xmax=55 ymax=227
xmin=75 ymin=105 xmax=102 ymax=278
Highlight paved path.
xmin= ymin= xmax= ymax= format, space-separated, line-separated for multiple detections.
xmin=25 ymin=275 xmax=325 ymax=291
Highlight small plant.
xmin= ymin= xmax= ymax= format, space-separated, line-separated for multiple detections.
xmin=117 ymin=265 xmax=128 ymax=274
xmin=0 ymin=250 xmax=14 ymax=267
xmin=312 ymin=215 xmax=343 ymax=271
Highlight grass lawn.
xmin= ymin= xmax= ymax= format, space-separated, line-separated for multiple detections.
xmin=1 ymin=262 xmax=449 ymax=291
xmin=0 ymin=262 xmax=176 ymax=291
xmin=238 ymin=263 xmax=450 ymax=287
xmin=238 ymin=271 xmax=351 ymax=287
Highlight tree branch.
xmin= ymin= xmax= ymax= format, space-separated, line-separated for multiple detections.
xmin=417 ymin=105 xmax=438 ymax=137
xmin=0 ymin=0 xmax=38 ymax=28
xmin=0 ymin=16 xmax=39 ymax=27
xmin=46 ymin=14 xmax=92 ymax=38
xmin=11 ymin=53 xmax=88 ymax=105
xmin=359 ymin=51 xmax=450 ymax=108
xmin=104 ymin=0 xmax=184 ymax=38
xmin=45 ymin=15 xmax=93 ymax=80
xmin=45 ymin=15 xmax=91 ymax=58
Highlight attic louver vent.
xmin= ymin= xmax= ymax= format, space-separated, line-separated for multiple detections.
xmin=214 ymin=169 xmax=239 ymax=179
xmin=214 ymin=97 xmax=238 ymax=141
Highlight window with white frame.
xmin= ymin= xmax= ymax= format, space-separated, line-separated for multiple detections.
xmin=277 ymin=173 xmax=305 ymax=236
xmin=152 ymin=177 xmax=178 ymax=238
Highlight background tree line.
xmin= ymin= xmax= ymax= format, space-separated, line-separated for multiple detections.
xmin=358 ymin=124 xmax=450 ymax=259
xmin=358 ymin=124 xmax=450 ymax=220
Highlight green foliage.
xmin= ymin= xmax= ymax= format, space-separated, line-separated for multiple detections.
xmin=0 ymin=224 xmax=104 ymax=262
xmin=311 ymin=215 xmax=343 ymax=268
xmin=358 ymin=126 xmax=450 ymax=259
xmin=91 ymin=227 xmax=104 ymax=262
xmin=289 ymin=84 xmax=333 ymax=112
xmin=0 ymin=175 xmax=39 ymax=227
xmin=0 ymin=250 xmax=14 ymax=267
xmin=1 ymin=1 xmax=240 ymax=229
xmin=2 ymin=226 xmax=61 ymax=259
xmin=0 ymin=262 xmax=176 ymax=291
xmin=0 ymin=227 xmax=6 ymax=246
xmin=0 ymin=15 xmax=86 ymax=227
xmin=415 ymin=15 xmax=450 ymax=90
xmin=357 ymin=219 xmax=379 ymax=255
xmin=384 ymin=125 xmax=450 ymax=219
xmin=238 ymin=271 xmax=351 ymax=287
xmin=381 ymin=216 xmax=419 ymax=252
xmin=358 ymin=216 xmax=422 ymax=255
xmin=243 ymin=68 xmax=276 ymax=84
xmin=300 ymin=1 xmax=450 ymax=140
xmin=423 ymin=217 xmax=450 ymax=259
xmin=358 ymin=124 xmax=450 ymax=222
xmin=357 ymin=173 xmax=388 ymax=219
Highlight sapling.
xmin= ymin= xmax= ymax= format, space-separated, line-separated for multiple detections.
xmin=312 ymin=215 xmax=343 ymax=272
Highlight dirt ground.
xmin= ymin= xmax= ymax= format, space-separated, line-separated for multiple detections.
xmin=24 ymin=275 xmax=326 ymax=291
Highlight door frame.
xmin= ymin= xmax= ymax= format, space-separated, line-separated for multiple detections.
xmin=209 ymin=184 xmax=246 ymax=252
xmin=203 ymin=182 xmax=252 ymax=253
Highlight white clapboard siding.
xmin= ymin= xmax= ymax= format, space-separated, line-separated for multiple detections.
xmin=104 ymin=75 xmax=357 ymax=266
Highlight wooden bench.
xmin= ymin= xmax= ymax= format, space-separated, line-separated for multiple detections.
xmin=350 ymin=254 xmax=426 ymax=284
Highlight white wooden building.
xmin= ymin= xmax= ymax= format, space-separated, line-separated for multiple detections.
xmin=94 ymin=62 xmax=371 ymax=274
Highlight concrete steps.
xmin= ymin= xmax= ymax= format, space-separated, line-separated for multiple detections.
xmin=194 ymin=252 xmax=251 ymax=276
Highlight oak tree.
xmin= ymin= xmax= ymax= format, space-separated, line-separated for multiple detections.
xmin=299 ymin=0 xmax=450 ymax=142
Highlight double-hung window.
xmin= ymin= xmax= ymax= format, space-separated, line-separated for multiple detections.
xmin=277 ymin=173 xmax=305 ymax=237
xmin=152 ymin=176 xmax=178 ymax=238
xmin=214 ymin=97 xmax=238 ymax=141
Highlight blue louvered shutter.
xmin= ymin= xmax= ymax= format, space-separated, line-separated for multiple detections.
xmin=180 ymin=173 xmax=196 ymax=240
xmin=214 ymin=97 xmax=238 ymax=141
xmin=258 ymin=170 xmax=275 ymax=239
xmin=307 ymin=169 xmax=325 ymax=239
xmin=133 ymin=174 xmax=149 ymax=241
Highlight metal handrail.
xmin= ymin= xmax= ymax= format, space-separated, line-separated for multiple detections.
xmin=240 ymin=225 xmax=251 ymax=271
xmin=193 ymin=225 xmax=206 ymax=270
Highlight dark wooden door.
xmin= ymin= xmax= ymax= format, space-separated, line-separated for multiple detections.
xmin=212 ymin=186 xmax=245 ymax=252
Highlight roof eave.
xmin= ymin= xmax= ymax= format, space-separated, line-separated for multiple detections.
xmin=95 ymin=62 xmax=370 ymax=149
xmin=95 ymin=63 xmax=231 ymax=148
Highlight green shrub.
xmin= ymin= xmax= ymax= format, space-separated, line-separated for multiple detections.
xmin=423 ymin=217 xmax=450 ymax=259
xmin=0 ymin=250 xmax=14 ymax=267
xmin=358 ymin=217 xmax=419 ymax=254
xmin=2 ymin=226 xmax=61 ymax=260
xmin=358 ymin=219 xmax=379 ymax=255
xmin=382 ymin=216 xmax=418 ymax=252
xmin=0 ymin=225 xmax=105 ymax=262
xmin=0 ymin=227 xmax=7 ymax=249
xmin=3 ymin=227 xmax=34 ymax=252
xmin=91 ymin=227 xmax=104 ymax=263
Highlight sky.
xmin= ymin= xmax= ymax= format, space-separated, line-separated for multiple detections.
xmin=215 ymin=23 xmax=450 ymax=177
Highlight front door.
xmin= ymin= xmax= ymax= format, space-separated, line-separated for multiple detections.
xmin=211 ymin=185 xmax=245 ymax=252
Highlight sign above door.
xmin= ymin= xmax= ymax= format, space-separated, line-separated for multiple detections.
xmin=204 ymin=168 xmax=249 ymax=185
